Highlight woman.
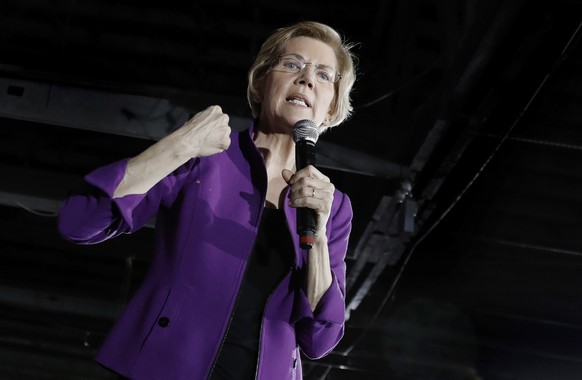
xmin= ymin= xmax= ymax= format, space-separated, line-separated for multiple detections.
xmin=59 ymin=20 xmax=357 ymax=380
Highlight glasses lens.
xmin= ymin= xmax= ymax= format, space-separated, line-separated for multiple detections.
xmin=315 ymin=67 xmax=337 ymax=84
xmin=275 ymin=55 xmax=339 ymax=84
xmin=279 ymin=57 xmax=302 ymax=72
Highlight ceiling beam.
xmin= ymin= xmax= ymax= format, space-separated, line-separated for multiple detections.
xmin=0 ymin=76 xmax=409 ymax=179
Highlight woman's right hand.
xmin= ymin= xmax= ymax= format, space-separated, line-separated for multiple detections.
xmin=113 ymin=105 xmax=231 ymax=198
xmin=171 ymin=105 xmax=231 ymax=158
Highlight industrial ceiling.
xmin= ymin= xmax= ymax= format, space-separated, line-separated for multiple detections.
xmin=1 ymin=0 xmax=582 ymax=379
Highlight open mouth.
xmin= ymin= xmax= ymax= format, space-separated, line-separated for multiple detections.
xmin=286 ymin=95 xmax=311 ymax=107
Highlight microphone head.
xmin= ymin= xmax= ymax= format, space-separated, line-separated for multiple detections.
xmin=292 ymin=119 xmax=319 ymax=144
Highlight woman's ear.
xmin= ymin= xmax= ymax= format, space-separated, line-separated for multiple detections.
xmin=323 ymin=111 xmax=333 ymax=127
xmin=325 ymin=101 xmax=337 ymax=126
xmin=319 ymin=117 xmax=331 ymax=134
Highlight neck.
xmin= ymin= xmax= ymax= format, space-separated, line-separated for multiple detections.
xmin=253 ymin=122 xmax=297 ymax=209
xmin=253 ymin=127 xmax=295 ymax=171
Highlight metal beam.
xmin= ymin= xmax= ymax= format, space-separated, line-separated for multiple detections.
xmin=345 ymin=184 xmax=416 ymax=319
xmin=0 ymin=76 xmax=409 ymax=179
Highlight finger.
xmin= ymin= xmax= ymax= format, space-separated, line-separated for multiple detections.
xmin=207 ymin=104 xmax=223 ymax=114
xmin=289 ymin=184 xmax=334 ymax=206
xmin=290 ymin=167 xmax=330 ymax=186
xmin=218 ymin=134 xmax=231 ymax=150
xmin=292 ymin=165 xmax=330 ymax=184
xmin=289 ymin=193 xmax=333 ymax=214
xmin=292 ymin=185 xmax=327 ymax=199
xmin=289 ymin=177 xmax=333 ymax=197
xmin=281 ymin=169 xmax=295 ymax=184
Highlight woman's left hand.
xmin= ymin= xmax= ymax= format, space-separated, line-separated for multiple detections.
xmin=282 ymin=166 xmax=335 ymax=234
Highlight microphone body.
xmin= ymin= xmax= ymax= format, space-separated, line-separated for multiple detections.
xmin=292 ymin=120 xmax=320 ymax=249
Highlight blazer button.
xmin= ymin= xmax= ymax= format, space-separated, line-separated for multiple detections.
xmin=157 ymin=317 xmax=170 ymax=327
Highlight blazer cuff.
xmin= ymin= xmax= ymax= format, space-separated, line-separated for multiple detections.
xmin=84 ymin=158 xmax=147 ymax=231
xmin=291 ymin=271 xmax=345 ymax=325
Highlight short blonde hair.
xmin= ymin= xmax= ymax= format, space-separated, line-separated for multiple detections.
xmin=247 ymin=21 xmax=357 ymax=128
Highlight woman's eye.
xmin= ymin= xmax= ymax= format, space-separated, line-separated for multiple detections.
xmin=317 ymin=71 xmax=332 ymax=81
xmin=282 ymin=59 xmax=300 ymax=70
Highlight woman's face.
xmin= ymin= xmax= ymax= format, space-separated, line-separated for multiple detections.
xmin=258 ymin=36 xmax=337 ymax=133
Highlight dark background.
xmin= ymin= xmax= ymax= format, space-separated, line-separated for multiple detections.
xmin=1 ymin=0 xmax=582 ymax=379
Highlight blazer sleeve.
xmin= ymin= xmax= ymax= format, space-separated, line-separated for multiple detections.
xmin=292 ymin=191 xmax=352 ymax=359
xmin=58 ymin=157 xmax=197 ymax=244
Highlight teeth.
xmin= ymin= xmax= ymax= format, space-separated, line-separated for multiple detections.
xmin=288 ymin=98 xmax=307 ymax=106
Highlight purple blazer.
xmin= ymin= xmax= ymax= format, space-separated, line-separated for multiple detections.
xmin=58 ymin=126 xmax=352 ymax=379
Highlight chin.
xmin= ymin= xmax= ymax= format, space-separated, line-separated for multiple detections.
xmin=291 ymin=112 xmax=319 ymax=125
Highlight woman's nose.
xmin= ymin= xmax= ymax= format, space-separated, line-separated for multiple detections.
xmin=296 ymin=67 xmax=315 ymax=88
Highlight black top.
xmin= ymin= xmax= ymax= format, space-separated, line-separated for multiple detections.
xmin=210 ymin=208 xmax=295 ymax=379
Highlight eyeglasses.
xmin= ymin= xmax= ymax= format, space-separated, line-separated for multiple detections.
xmin=272 ymin=54 xmax=341 ymax=84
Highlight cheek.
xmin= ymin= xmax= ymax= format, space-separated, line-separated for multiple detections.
xmin=262 ymin=80 xmax=286 ymax=106
xmin=317 ymin=91 xmax=335 ymax=115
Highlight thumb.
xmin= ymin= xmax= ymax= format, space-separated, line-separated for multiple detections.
xmin=281 ymin=169 xmax=295 ymax=184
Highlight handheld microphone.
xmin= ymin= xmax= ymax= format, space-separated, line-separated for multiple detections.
xmin=292 ymin=119 xmax=320 ymax=250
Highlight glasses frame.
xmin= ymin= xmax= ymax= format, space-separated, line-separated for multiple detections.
xmin=272 ymin=54 xmax=342 ymax=84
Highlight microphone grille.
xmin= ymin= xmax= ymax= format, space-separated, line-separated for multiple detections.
xmin=292 ymin=120 xmax=319 ymax=144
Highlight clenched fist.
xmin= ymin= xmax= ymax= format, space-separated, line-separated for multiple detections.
xmin=172 ymin=105 xmax=231 ymax=158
